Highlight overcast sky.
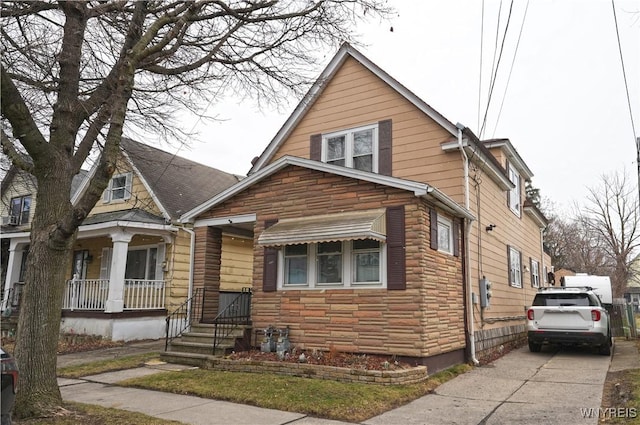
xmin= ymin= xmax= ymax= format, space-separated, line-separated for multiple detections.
xmin=175 ymin=0 xmax=639 ymax=213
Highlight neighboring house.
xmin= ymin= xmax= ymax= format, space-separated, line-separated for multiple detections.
xmin=177 ymin=43 xmax=550 ymax=371
xmin=0 ymin=139 xmax=241 ymax=340
xmin=625 ymin=255 xmax=640 ymax=312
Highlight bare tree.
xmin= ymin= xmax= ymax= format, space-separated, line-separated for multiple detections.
xmin=0 ymin=1 xmax=392 ymax=418
xmin=583 ymin=170 xmax=640 ymax=298
xmin=543 ymin=210 xmax=614 ymax=276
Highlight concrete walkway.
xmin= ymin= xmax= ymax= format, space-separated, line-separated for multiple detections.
xmin=58 ymin=339 xmax=639 ymax=425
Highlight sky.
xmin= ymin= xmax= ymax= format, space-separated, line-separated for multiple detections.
xmin=174 ymin=0 xmax=640 ymax=213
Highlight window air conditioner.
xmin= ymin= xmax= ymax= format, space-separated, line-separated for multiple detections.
xmin=2 ymin=216 xmax=19 ymax=226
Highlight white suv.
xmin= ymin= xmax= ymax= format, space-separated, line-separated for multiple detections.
xmin=526 ymin=287 xmax=612 ymax=355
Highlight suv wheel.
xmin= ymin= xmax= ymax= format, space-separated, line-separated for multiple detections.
xmin=528 ymin=340 xmax=542 ymax=353
xmin=598 ymin=334 xmax=612 ymax=356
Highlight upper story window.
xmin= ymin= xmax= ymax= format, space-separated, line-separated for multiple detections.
xmin=508 ymin=164 xmax=521 ymax=217
xmin=103 ymin=172 xmax=132 ymax=203
xmin=9 ymin=195 xmax=32 ymax=225
xmin=281 ymin=239 xmax=385 ymax=289
xmin=322 ymin=124 xmax=378 ymax=172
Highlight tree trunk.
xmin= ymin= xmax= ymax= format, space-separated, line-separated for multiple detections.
xmin=13 ymin=164 xmax=76 ymax=418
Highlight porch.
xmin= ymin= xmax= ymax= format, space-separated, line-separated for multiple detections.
xmin=61 ymin=277 xmax=166 ymax=311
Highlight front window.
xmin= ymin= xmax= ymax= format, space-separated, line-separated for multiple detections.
xmin=125 ymin=247 xmax=158 ymax=280
xmin=323 ymin=125 xmax=377 ymax=172
xmin=317 ymin=241 xmax=342 ymax=285
xmin=509 ymin=247 xmax=522 ymax=288
xmin=284 ymin=244 xmax=308 ymax=286
xmin=10 ymin=195 xmax=31 ymax=225
xmin=281 ymin=239 xmax=384 ymax=289
xmin=508 ymin=164 xmax=521 ymax=216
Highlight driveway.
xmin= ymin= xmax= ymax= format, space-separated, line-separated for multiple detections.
xmin=364 ymin=346 xmax=611 ymax=425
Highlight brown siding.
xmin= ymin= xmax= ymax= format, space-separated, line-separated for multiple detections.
xmin=198 ymin=165 xmax=465 ymax=358
xmin=267 ymin=57 xmax=466 ymax=205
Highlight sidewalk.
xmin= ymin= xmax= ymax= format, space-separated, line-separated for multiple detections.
xmin=58 ymin=340 xmax=639 ymax=425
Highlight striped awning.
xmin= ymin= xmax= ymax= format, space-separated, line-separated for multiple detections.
xmin=258 ymin=209 xmax=386 ymax=247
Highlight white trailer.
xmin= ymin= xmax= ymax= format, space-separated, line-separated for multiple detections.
xmin=562 ymin=274 xmax=613 ymax=305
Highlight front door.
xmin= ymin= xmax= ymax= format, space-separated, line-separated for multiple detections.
xmin=71 ymin=250 xmax=89 ymax=279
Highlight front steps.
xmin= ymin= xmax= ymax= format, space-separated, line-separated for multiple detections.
xmin=162 ymin=322 xmax=251 ymax=364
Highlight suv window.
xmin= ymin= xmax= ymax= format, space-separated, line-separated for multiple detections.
xmin=532 ymin=293 xmax=599 ymax=307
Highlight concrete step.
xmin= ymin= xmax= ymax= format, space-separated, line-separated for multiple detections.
xmin=168 ymin=339 xmax=234 ymax=357
xmin=160 ymin=351 xmax=211 ymax=368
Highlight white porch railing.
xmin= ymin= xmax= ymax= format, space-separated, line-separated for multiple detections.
xmin=62 ymin=278 xmax=166 ymax=311
xmin=62 ymin=279 xmax=109 ymax=311
xmin=124 ymin=279 xmax=166 ymax=310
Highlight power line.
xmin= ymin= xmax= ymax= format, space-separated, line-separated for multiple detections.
xmin=477 ymin=0 xmax=486 ymax=134
xmin=611 ymin=0 xmax=639 ymax=202
xmin=480 ymin=0 xmax=514 ymax=139
xmin=492 ymin=0 xmax=530 ymax=138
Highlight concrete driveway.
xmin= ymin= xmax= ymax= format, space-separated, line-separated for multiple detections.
xmin=364 ymin=346 xmax=611 ymax=425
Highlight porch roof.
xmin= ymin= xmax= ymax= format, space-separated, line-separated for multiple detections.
xmin=257 ymin=209 xmax=386 ymax=247
xmin=82 ymin=209 xmax=167 ymax=225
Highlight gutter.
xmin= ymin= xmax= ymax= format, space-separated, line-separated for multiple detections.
xmin=457 ymin=123 xmax=480 ymax=366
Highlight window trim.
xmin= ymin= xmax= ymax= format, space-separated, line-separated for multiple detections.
xmin=436 ymin=215 xmax=454 ymax=255
xmin=508 ymin=246 xmax=522 ymax=288
xmin=278 ymin=240 xmax=386 ymax=290
xmin=530 ymin=258 xmax=540 ymax=288
xmin=9 ymin=195 xmax=32 ymax=225
xmin=321 ymin=123 xmax=379 ymax=173
xmin=103 ymin=172 xmax=133 ymax=203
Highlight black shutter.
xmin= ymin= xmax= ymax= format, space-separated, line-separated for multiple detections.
xmin=529 ymin=257 xmax=534 ymax=287
xmin=507 ymin=245 xmax=512 ymax=286
xmin=453 ymin=219 xmax=460 ymax=257
xmin=430 ymin=208 xmax=438 ymax=250
xmin=263 ymin=220 xmax=278 ymax=292
xmin=386 ymin=205 xmax=406 ymax=290
xmin=378 ymin=119 xmax=392 ymax=176
xmin=310 ymin=134 xmax=322 ymax=161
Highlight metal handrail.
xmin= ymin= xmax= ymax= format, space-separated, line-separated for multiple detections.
xmin=212 ymin=287 xmax=252 ymax=353
xmin=165 ymin=288 xmax=205 ymax=351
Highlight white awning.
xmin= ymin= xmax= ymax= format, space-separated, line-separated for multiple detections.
xmin=258 ymin=209 xmax=386 ymax=247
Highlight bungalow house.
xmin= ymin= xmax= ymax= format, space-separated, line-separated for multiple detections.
xmin=0 ymin=138 xmax=241 ymax=341
xmin=174 ymin=43 xmax=551 ymax=371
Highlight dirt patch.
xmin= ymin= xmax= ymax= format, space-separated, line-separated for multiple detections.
xmin=228 ymin=347 xmax=413 ymax=371
xmin=1 ymin=333 xmax=123 ymax=355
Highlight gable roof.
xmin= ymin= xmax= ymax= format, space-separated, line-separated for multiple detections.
xmin=120 ymin=139 xmax=240 ymax=220
xmin=181 ymin=155 xmax=475 ymax=223
xmin=482 ymin=138 xmax=534 ymax=180
xmin=248 ymin=42 xmax=460 ymax=174
xmin=72 ymin=138 xmax=241 ymax=222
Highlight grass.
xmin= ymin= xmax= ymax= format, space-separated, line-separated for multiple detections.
xmin=600 ymin=338 xmax=640 ymax=424
xmin=13 ymin=402 xmax=184 ymax=425
xmin=55 ymin=351 xmax=471 ymax=422
xmin=118 ymin=363 xmax=472 ymax=422
xmin=57 ymin=353 xmax=161 ymax=378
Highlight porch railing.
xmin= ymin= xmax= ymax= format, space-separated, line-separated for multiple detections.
xmin=62 ymin=279 xmax=109 ymax=310
xmin=62 ymin=278 xmax=166 ymax=311
xmin=124 ymin=279 xmax=165 ymax=310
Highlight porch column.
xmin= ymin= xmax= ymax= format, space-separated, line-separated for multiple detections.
xmin=2 ymin=240 xmax=26 ymax=311
xmin=105 ymin=230 xmax=132 ymax=313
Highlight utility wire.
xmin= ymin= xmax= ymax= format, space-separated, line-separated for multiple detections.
xmin=611 ymin=0 xmax=637 ymax=140
xmin=477 ymin=0 xmax=486 ymax=134
xmin=611 ymin=0 xmax=639 ymax=203
xmin=480 ymin=0 xmax=514 ymax=139
xmin=492 ymin=0 xmax=530 ymax=138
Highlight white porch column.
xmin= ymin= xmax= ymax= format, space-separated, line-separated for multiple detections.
xmin=105 ymin=230 xmax=133 ymax=313
xmin=2 ymin=240 xmax=26 ymax=311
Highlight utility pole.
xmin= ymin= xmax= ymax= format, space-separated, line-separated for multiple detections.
xmin=637 ymin=137 xmax=640 ymax=205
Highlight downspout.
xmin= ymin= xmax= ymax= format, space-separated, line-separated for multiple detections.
xmin=183 ymin=227 xmax=196 ymax=326
xmin=539 ymin=228 xmax=545 ymax=287
xmin=457 ymin=123 xmax=480 ymax=366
